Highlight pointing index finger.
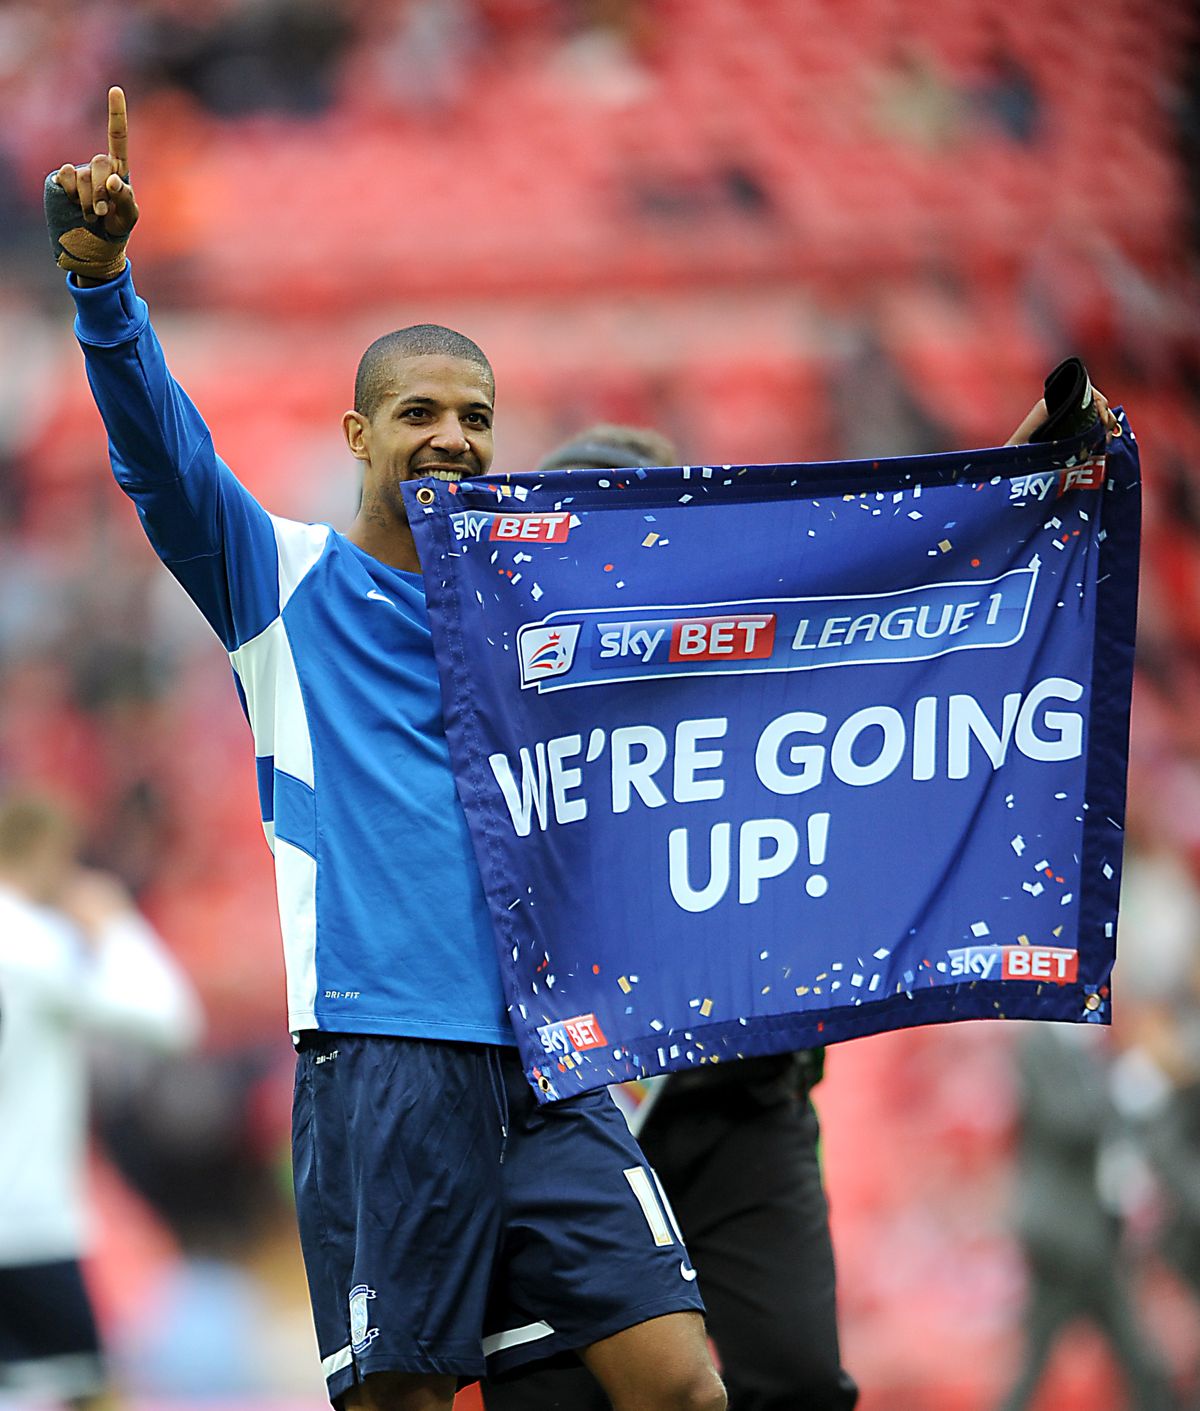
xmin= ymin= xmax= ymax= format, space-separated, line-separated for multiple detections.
xmin=107 ymin=86 xmax=129 ymax=177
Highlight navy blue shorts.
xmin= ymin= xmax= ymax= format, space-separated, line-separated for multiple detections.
xmin=292 ymin=1033 xmax=704 ymax=1402
xmin=0 ymin=1258 xmax=105 ymax=1401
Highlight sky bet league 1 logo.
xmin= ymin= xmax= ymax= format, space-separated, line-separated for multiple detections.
xmin=517 ymin=568 xmax=1037 ymax=692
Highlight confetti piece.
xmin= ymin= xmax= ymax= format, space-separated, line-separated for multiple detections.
xmin=874 ymin=948 xmax=890 ymax=959
xmin=938 ymin=539 xmax=952 ymax=553
xmin=699 ymin=998 xmax=713 ymax=1017
xmin=1035 ymin=858 xmax=1049 ymax=870
xmin=617 ymin=976 xmax=632 ymax=994
xmin=970 ymin=921 xmax=990 ymax=938
xmin=642 ymin=532 xmax=660 ymax=547
xmin=1011 ymin=835 xmax=1026 ymax=855
xmin=795 ymin=986 xmax=809 ymax=996
xmin=1102 ymin=863 xmax=1113 ymax=879
xmin=650 ymin=1019 xmax=664 ymax=1031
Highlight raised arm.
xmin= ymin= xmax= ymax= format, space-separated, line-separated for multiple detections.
xmin=48 ymin=86 xmax=138 ymax=284
xmin=53 ymin=869 xmax=204 ymax=1052
xmin=46 ymin=89 xmax=283 ymax=652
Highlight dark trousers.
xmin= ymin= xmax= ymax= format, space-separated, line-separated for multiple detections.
xmin=480 ymin=1084 xmax=858 ymax=1411
xmin=996 ymin=1252 xmax=1176 ymax=1411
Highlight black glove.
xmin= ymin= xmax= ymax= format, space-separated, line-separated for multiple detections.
xmin=1030 ymin=357 xmax=1100 ymax=442
xmin=44 ymin=170 xmax=132 ymax=281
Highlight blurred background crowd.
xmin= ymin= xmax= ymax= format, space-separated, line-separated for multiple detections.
xmin=0 ymin=0 xmax=1198 ymax=1406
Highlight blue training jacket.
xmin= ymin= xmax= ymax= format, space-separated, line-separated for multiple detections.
xmin=69 ymin=266 xmax=513 ymax=1045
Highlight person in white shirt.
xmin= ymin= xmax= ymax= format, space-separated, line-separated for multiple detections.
xmin=0 ymin=792 xmax=203 ymax=1409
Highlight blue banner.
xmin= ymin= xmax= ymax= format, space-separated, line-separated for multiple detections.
xmin=404 ymin=418 xmax=1140 ymax=1101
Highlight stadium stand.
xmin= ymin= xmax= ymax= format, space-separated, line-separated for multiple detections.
xmin=1 ymin=1 xmax=1197 ymax=1404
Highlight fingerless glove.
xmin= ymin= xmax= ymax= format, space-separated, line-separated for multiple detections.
xmin=44 ymin=172 xmax=130 ymax=281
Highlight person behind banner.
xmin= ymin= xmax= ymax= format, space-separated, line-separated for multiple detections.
xmin=480 ymin=424 xmax=859 ymax=1411
xmin=46 ymin=89 xmax=725 ymax=1411
xmin=480 ymin=397 xmax=1122 ymax=1411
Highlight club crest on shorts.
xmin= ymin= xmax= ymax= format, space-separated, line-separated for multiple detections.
xmin=349 ymin=1284 xmax=379 ymax=1354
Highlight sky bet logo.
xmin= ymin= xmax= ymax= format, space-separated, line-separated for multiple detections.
xmin=537 ymin=1013 xmax=608 ymax=1057
xmin=452 ymin=510 xmax=572 ymax=545
xmin=491 ymin=512 xmax=571 ymax=543
xmin=597 ymin=614 xmax=776 ymax=666
xmin=948 ymin=945 xmax=1079 ymax=984
xmin=1008 ymin=458 xmax=1106 ymax=503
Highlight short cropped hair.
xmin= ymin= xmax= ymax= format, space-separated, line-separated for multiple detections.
xmin=354 ymin=325 xmax=494 ymax=419
xmin=0 ymin=792 xmax=77 ymax=866
xmin=537 ymin=423 xmax=681 ymax=472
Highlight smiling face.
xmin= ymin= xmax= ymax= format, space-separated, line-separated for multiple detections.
xmin=344 ymin=353 xmax=496 ymax=521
